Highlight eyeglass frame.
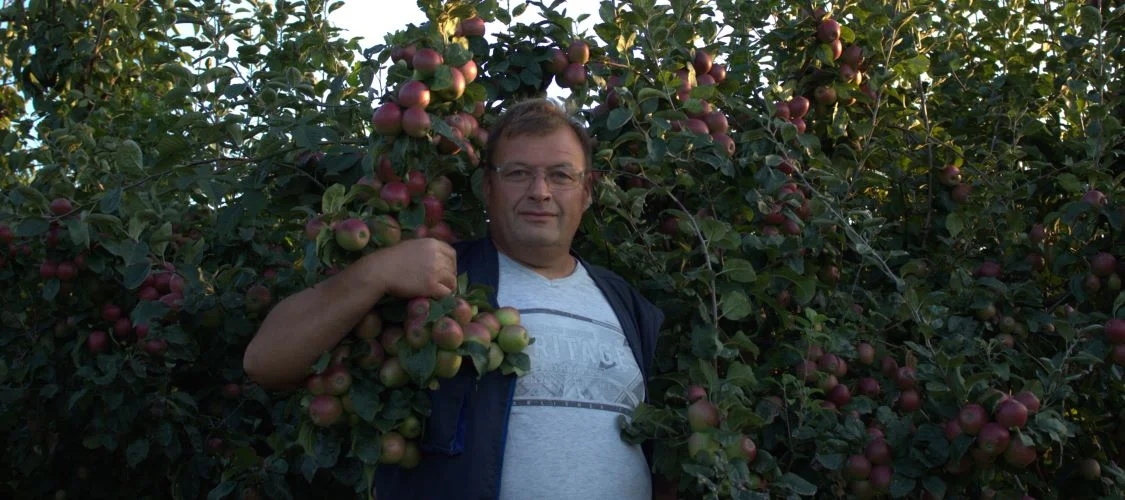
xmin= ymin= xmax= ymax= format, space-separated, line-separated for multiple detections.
xmin=488 ymin=162 xmax=589 ymax=191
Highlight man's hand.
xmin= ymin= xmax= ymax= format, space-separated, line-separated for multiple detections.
xmin=372 ymin=238 xmax=458 ymax=299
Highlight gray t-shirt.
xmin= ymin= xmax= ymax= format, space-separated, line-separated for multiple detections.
xmin=496 ymin=252 xmax=652 ymax=500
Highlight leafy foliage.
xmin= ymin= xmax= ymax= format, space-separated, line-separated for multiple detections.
xmin=1 ymin=0 xmax=1123 ymax=499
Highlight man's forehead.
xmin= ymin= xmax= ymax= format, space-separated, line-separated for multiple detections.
xmin=497 ymin=161 xmax=578 ymax=170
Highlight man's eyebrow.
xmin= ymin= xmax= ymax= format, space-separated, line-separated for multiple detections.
xmin=498 ymin=161 xmax=577 ymax=170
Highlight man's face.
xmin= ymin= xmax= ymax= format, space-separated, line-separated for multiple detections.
xmin=483 ymin=127 xmax=591 ymax=252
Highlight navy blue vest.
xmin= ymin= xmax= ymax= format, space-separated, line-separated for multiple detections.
xmin=372 ymin=236 xmax=664 ymax=499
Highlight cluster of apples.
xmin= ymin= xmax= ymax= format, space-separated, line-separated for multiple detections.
xmin=682 ymin=386 xmax=759 ymax=469
xmin=304 ymin=156 xmax=457 ymax=262
xmin=670 ymin=49 xmax=736 ymax=157
xmin=299 ymin=294 xmax=532 ymax=468
xmin=372 ymin=16 xmax=487 ymax=155
xmin=544 ymin=40 xmax=593 ymax=89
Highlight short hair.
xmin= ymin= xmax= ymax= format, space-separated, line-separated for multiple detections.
xmin=483 ymin=98 xmax=594 ymax=174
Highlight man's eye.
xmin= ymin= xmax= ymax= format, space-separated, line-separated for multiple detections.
xmin=505 ymin=169 xmax=531 ymax=179
xmin=550 ymin=172 xmax=577 ymax=183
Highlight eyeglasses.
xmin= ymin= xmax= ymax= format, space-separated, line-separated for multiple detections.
xmin=492 ymin=164 xmax=586 ymax=191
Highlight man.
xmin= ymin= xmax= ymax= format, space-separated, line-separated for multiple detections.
xmin=244 ymin=98 xmax=664 ymax=499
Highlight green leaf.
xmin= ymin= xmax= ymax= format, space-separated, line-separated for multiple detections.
xmin=721 ymin=289 xmax=752 ymax=320
xmin=402 ymin=343 xmax=437 ymax=384
xmin=922 ymin=476 xmax=946 ymax=498
xmin=118 ymin=139 xmax=144 ymax=172
xmin=723 ymin=258 xmax=757 ymax=283
xmin=42 ymin=279 xmax=59 ymax=301
xmin=816 ymin=452 xmax=845 ymax=470
xmin=500 ymin=351 xmax=531 ymax=376
xmin=777 ymin=472 xmax=817 ymax=496
xmin=607 ymin=108 xmax=631 ymax=130
xmin=1057 ymin=173 xmax=1082 ymax=193
xmin=946 ymin=212 xmax=963 ymax=237
xmin=16 ymin=218 xmax=49 ymax=237
xmin=100 ymin=188 xmax=123 ymax=214
xmin=207 ymin=481 xmax=238 ymax=500
xmin=126 ymin=438 xmax=150 ymax=467
xmin=690 ymin=323 xmax=722 ymax=360
xmin=321 ymin=184 xmax=347 ymax=214
xmin=123 ymin=262 xmax=151 ymax=290
xmin=890 ymin=476 xmax=916 ymax=498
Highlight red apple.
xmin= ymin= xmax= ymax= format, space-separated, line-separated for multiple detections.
xmin=372 ymin=102 xmax=403 ymax=136
xmin=687 ymin=399 xmax=720 ymax=431
xmin=402 ymin=106 xmax=431 ymax=138
xmin=49 ymin=198 xmax=73 ymax=215
xmin=567 ymin=40 xmax=590 ymax=64
xmin=460 ymin=16 xmax=486 ymax=37
xmin=87 ymin=330 xmax=109 ymax=354
xmin=308 ymin=394 xmax=343 ymax=427
xmin=397 ymin=80 xmax=430 ymax=109
xmin=380 ymin=182 xmax=410 ymax=212
xmin=412 ymin=48 xmax=443 ymax=75
xmin=958 ymin=404 xmax=988 ymax=435
xmin=1106 ymin=318 xmax=1125 ymax=344
xmin=977 ymin=422 xmax=1011 ymax=455
xmin=693 ymin=50 xmax=712 ymax=74
xmin=817 ymin=18 xmax=841 ymax=42
xmin=546 ymin=47 xmax=569 ymax=74
xmin=865 ymin=438 xmax=891 ymax=465
xmin=432 ymin=316 xmax=464 ymax=350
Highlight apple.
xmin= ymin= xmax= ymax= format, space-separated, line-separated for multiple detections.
xmin=869 ymin=465 xmax=891 ymax=493
xmin=1082 ymin=189 xmax=1106 ymax=206
xmin=368 ymin=214 xmax=402 ymax=247
xmin=545 ymin=47 xmax=569 ymax=74
xmin=308 ymin=394 xmax=343 ymax=427
xmin=379 ymin=182 xmax=410 ymax=212
xmin=397 ymin=80 xmax=430 ymax=109
xmin=817 ymin=374 xmax=838 ymax=393
xmin=432 ymin=316 xmax=464 ymax=350
xmin=1107 ymin=318 xmax=1125 ymax=344
xmin=323 ymin=365 xmax=353 ymax=396
xmin=843 ymin=45 xmax=863 ymax=67
xmin=789 ymin=96 xmax=810 ymax=118
xmin=708 ymin=64 xmax=726 ymax=83
xmin=817 ymin=18 xmax=841 ymax=42
xmin=1014 ymin=390 xmax=1042 ymax=412
xmin=473 ymin=312 xmax=502 ymax=339
xmin=404 ymin=316 xmax=431 ymax=349
xmin=1079 ymin=458 xmax=1102 ymax=480
xmin=814 ymin=85 xmax=837 ymax=106
xmin=102 ymin=303 xmax=122 ymax=323
xmin=796 ymin=359 xmax=818 ymax=383
xmin=244 ymin=285 xmax=272 ymax=313
xmin=692 ymin=49 xmax=713 ymax=75
xmin=687 ymin=399 xmax=720 ymax=431
xmin=828 ymin=383 xmax=851 ymax=407
xmin=727 ymin=434 xmax=757 ymax=462
xmin=938 ymin=165 xmax=962 ymax=186
xmin=894 ymin=366 xmax=917 ymax=390
xmin=56 ymin=261 xmax=77 ymax=281
xmin=1028 ymin=224 xmax=1046 ymax=244
xmin=428 ymin=221 xmax=454 ymax=244
xmin=711 ymin=133 xmax=736 ymax=157
xmin=380 ymin=326 xmax=404 ymax=356
xmin=857 ymin=377 xmax=881 ymax=397
xmin=144 ymin=338 xmax=168 ymax=356
xmin=944 ymin=419 xmax=963 ymax=440
xmin=460 ymin=16 xmax=485 ymax=37
xmin=773 ymin=100 xmax=791 ymax=119
xmin=39 ymin=260 xmax=57 ymax=279
xmin=379 ymin=357 xmax=408 ymax=388
xmin=87 ymin=330 xmax=109 ymax=354
xmin=977 ymin=422 xmax=1011 ymax=455
xmin=567 ymin=40 xmax=590 ymax=64
xmin=372 ymin=102 xmax=403 ymax=136
xmin=845 ymin=454 xmax=872 ymax=480
xmin=686 ymin=385 xmax=707 ymax=403
xmin=49 ymin=198 xmax=73 ymax=215
xmin=898 ymin=389 xmax=921 ymax=412
xmin=134 ymin=323 xmax=150 ymax=339
xmin=1091 ymin=252 xmax=1117 ymax=277
xmin=402 ymin=106 xmax=431 ymax=138
xmin=406 ymin=297 xmax=431 ymax=319
xmin=398 ymin=415 xmax=422 ymax=439
xmin=1003 ymin=436 xmax=1037 ymax=467
xmin=434 ymin=349 xmax=463 ymax=378
xmin=354 ymin=311 xmax=383 ymax=340
xmin=840 ymin=63 xmax=857 ymax=84
xmin=427 ymin=175 xmax=453 ymax=201
xmin=789 ymin=118 xmax=807 ymax=134
xmin=436 ymin=67 xmax=466 ymax=100
xmin=865 ymin=438 xmax=891 ymax=465
xmin=951 ymin=183 xmax=972 ymax=203
xmin=463 ymin=321 xmax=492 ymax=347
xmin=495 ymin=307 xmax=520 ymax=327
xmin=412 ymin=48 xmax=443 ymax=75
xmin=497 ymin=324 xmax=529 ymax=354
xmin=390 ymin=44 xmax=416 ymax=66
xmin=449 ymin=297 xmax=473 ymax=326
xmin=334 ymin=218 xmax=370 ymax=251
xmin=703 ymin=111 xmax=729 ymax=134
xmin=857 ymin=342 xmax=876 ymax=365
xmin=995 ymin=399 xmax=1028 ymax=428
xmin=356 ymin=339 xmax=385 ymax=369
xmin=976 ymin=260 xmax=1002 ymax=278
xmin=958 ymin=404 xmax=988 ymax=435
xmin=379 ymin=432 xmax=407 ymax=464
xmin=562 ymin=63 xmax=587 ymax=87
